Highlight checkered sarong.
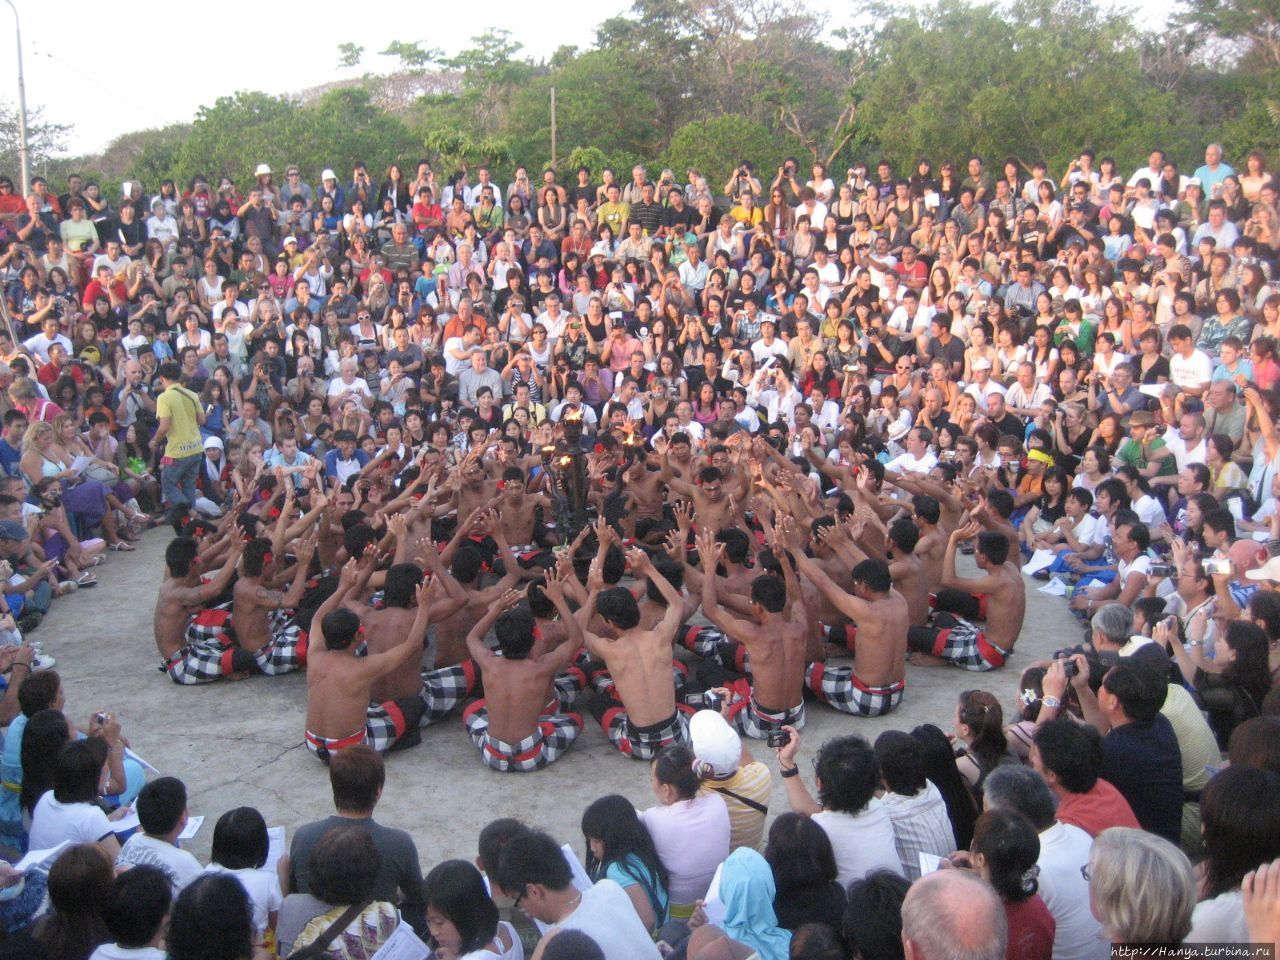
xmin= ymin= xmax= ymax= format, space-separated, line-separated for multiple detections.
xmin=721 ymin=678 xmax=806 ymax=738
xmin=678 ymin=625 xmax=750 ymax=673
xmin=910 ymin=615 xmax=1009 ymax=672
xmin=304 ymin=699 xmax=411 ymax=763
xmin=420 ymin=659 xmax=478 ymax=726
xmin=253 ymin=612 xmax=308 ymax=675
xmin=462 ymin=700 xmax=583 ymax=771
xmin=601 ymin=707 xmax=691 ymax=760
xmin=806 ymin=662 xmax=904 ymax=717
xmin=162 ymin=638 xmax=234 ymax=685
xmin=184 ymin=603 xmax=234 ymax=645
xmin=552 ymin=666 xmax=588 ymax=713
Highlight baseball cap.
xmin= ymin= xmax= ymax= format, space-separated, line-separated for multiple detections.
xmin=79 ymin=346 xmax=101 ymax=365
xmin=255 ymin=163 xmax=272 ymax=176
xmin=972 ymin=357 xmax=993 ymax=370
xmin=0 ymin=520 xmax=27 ymax=541
xmin=283 ymin=236 xmax=298 ymax=246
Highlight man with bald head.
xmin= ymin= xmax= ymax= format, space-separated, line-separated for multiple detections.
xmin=902 ymin=869 xmax=1007 ymax=960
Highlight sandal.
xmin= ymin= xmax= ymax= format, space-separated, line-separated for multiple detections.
xmin=84 ymin=555 xmax=107 ymax=568
xmin=54 ymin=581 xmax=77 ymax=596
xmin=108 ymin=541 xmax=136 ymax=552
xmin=76 ymin=572 xmax=98 ymax=587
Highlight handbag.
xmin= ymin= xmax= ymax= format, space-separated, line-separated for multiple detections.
xmin=285 ymin=899 xmax=373 ymax=960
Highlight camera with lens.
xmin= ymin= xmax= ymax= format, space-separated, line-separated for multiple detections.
xmin=767 ymin=729 xmax=791 ymax=748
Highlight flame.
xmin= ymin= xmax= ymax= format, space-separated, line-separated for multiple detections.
xmin=564 ymin=408 xmax=583 ymax=422
xmin=541 ymin=445 xmax=556 ymax=455
xmin=557 ymin=456 xmax=573 ymax=467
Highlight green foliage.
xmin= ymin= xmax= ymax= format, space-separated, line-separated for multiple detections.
xmin=336 ymin=43 xmax=365 ymax=69
xmin=0 ymin=99 xmax=71 ymax=181
xmin=381 ymin=41 xmax=438 ymax=71
xmin=138 ymin=89 xmax=419 ymax=187
xmin=856 ymin=0 xmax=1211 ymax=172
xmin=663 ymin=115 xmax=804 ymax=193
xmin=30 ymin=0 xmax=1280 ymax=192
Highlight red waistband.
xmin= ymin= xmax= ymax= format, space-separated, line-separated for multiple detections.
xmin=305 ymin=729 xmax=365 ymax=751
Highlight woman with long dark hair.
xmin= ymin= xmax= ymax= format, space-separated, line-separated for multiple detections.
xmin=952 ymin=690 xmax=1016 ymax=799
xmin=1189 ymin=766 xmax=1280 ymax=941
xmin=581 ymin=794 xmax=669 ymax=933
xmin=0 ymin=843 xmax=113 ymax=960
xmin=910 ymin=723 xmax=978 ymax=850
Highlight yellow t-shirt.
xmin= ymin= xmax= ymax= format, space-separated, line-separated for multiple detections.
xmin=706 ymin=761 xmax=772 ymax=851
xmin=156 ymin=384 xmax=202 ymax=459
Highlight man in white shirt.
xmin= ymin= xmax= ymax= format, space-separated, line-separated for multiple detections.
xmin=115 ymin=777 xmax=202 ymax=893
xmin=495 ymin=830 xmax=662 ymax=960
xmin=964 ymin=360 xmax=1007 ymax=415
xmin=1191 ymin=200 xmax=1240 ymax=249
xmin=1161 ymin=411 xmax=1208 ymax=471
xmin=887 ymin=290 xmax=936 ymax=339
xmin=778 ymin=730 xmax=904 ymax=888
xmin=886 ymin=427 xmax=940 ymax=476
xmin=443 ymin=325 xmax=484 ymax=377
xmin=22 ymin=317 xmax=73 ymax=363
xmin=750 ymin=321 xmax=789 ymax=366
xmin=984 ymin=766 xmax=1109 ymax=960
xmin=1126 ymin=149 xmax=1166 ymax=189
xmin=1167 ymin=324 xmax=1213 ymax=399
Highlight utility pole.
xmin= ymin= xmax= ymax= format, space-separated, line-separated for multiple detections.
xmin=550 ymin=86 xmax=557 ymax=169
xmin=3 ymin=0 xmax=29 ymax=196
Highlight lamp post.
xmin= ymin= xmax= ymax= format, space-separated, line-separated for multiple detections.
xmin=3 ymin=0 xmax=29 ymax=197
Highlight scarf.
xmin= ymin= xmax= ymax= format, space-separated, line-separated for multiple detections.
xmin=719 ymin=848 xmax=791 ymax=960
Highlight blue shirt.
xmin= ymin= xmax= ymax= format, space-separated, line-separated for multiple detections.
xmin=0 ymin=439 xmax=21 ymax=478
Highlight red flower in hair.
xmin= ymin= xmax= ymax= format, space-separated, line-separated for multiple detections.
xmin=593 ymin=444 xmax=605 ymax=454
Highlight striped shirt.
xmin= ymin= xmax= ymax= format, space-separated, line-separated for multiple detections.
xmin=881 ymin=781 xmax=958 ymax=880
xmin=705 ymin=761 xmax=772 ymax=852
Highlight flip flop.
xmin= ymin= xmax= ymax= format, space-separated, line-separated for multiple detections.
xmin=76 ymin=572 xmax=98 ymax=587
xmin=84 ymin=555 xmax=107 ymax=567
xmin=108 ymin=542 xmax=136 ymax=552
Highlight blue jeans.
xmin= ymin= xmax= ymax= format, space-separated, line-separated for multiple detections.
xmin=161 ymin=453 xmax=201 ymax=512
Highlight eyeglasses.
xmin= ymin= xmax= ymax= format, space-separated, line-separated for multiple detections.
xmin=513 ymin=890 xmax=526 ymax=910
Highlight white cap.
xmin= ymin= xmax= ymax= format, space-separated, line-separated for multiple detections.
xmin=283 ymin=236 xmax=298 ymax=246
xmin=321 ymin=169 xmax=337 ymax=182
xmin=887 ymin=419 xmax=911 ymax=442
xmin=689 ymin=709 xmax=741 ymax=776
xmin=1247 ymin=555 xmax=1280 ymax=583
xmin=204 ymin=435 xmax=224 ymax=450
xmin=589 ymin=243 xmax=610 ymax=259
xmin=255 ymin=163 xmax=272 ymax=176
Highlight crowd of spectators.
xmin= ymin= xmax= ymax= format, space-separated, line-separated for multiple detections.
xmin=0 ymin=141 xmax=1279 ymax=959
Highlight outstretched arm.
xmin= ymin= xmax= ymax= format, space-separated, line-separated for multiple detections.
xmin=465 ymin=587 xmax=523 ymax=665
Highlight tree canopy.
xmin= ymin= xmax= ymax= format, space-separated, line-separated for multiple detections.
xmin=38 ymin=0 xmax=1272 ymax=190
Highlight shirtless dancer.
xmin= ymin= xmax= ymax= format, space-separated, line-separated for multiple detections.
xmin=697 ymin=526 xmax=810 ymax=737
xmin=794 ymin=550 xmax=909 ymax=717
xmin=491 ymin=466 xmax=556 ymax=574
xmin=433 ymin=509 xmax=524 ymax=668
xmin=232 ymin=536 xmax=316 ymax=675
xmin=303 ymin=560 xmax=430 ymax=762
xmin=461 ymin=571 xmax=585 ymax=771
xmin=584 ymin=546 xmax=691 ymax=759
xmin=907 ymin=524 xmax=1025 ymax=671
xmin=154 ymin=537 xmax=256 ymax=684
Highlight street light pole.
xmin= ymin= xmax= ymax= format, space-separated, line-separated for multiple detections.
xmin=3 ymin=0 xmax=29 ymax=197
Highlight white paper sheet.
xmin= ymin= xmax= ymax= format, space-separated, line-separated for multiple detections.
xmin=112 ymin=806 xmax=141 ymax=833
xmin=1137 ymin=384 xmax=1167 ymax=399
xmin=1021 ymin=549 xmax=1056 ymax=576
xmin=369 ymin=921 xmax=431 ymax=960
xmin=69 ymin=455 xmax=95 ymax=475
xmin=13 ymin=840 xmax=69 ymax=873
xmin=918 ymin=851 xmax=944 ymax=875
xmin=265 ymin=826 xmax=286 ymax=871
xmin=1038 ymin=577 xmax=1070 ymax=596
xmin=176 ymin=815 xmax=204 ymax=841
xmin=560 ymin=843 xmax=593 ymax=892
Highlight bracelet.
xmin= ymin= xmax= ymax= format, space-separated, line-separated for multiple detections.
xmin=1042 ymin=696 xmax=1062 ymax=709
xmin=780 ymin=766 xmax=800 ymax=779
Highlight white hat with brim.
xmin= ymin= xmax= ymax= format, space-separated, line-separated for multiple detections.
xmin=1246 ymin=555 xmax=1280 ymax=583
xmin=255 ymin=163 xmax=272 ymax=176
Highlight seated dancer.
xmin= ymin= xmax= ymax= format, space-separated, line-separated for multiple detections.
xmin=461 ymin=569 xmax=585 ymax=771
xmin=907 ymin=524 xmax=1025 ymax=671
xmin=303 ymin=559 xmax=429 ymax=762
xmin=793 ymin=549 xmax=909 ymax=717
xmin=696 ymin=524 xmax=810 ymax=737
xmin=154 ymin=536 xmax=255 ymax=684
xmin=489 ymin=465 xmax=557 ymax=574
xmin=232 ymin=535 xmax=317 ymax=675
xmin=582 ymin=545 xmax=691 ymax=759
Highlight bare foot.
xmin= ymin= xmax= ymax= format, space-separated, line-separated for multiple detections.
xmin=907 ymin=652 xmax=947 ymax=667
xmin=225 ymin=670 xmax=253 ymax=682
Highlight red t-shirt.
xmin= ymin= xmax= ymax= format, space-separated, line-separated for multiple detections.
xmin=1055 ymin=778 xmax=1141 ymax=837
xmin=1004 ymin=895 xmax=1055 ymax=960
